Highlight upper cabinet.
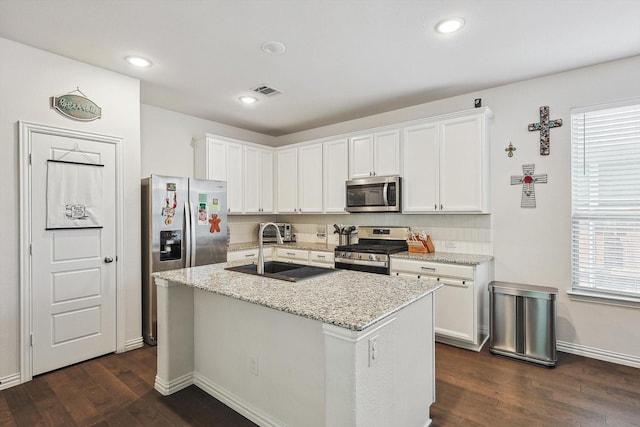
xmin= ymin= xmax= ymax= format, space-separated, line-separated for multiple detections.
xmin=195 ymin=135 xmax=273 ymax=215
xmin=402 ymin=108 xmax=493 ymax=213
xmin=275 ymin=144 xmax=323 ymax=214
xmin=244 ymin=146 xmax=273 ymax=213
xmin=323 ymin=138 xmax=349 ymax=213
xmin=349 ymin=129 xmax=401 ymax=179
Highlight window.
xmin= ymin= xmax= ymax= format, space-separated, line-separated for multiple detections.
xmin=571 ymin=100 xmax=640 ymax=303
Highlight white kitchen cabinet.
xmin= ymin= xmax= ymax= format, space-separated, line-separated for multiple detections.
xmin=273 ymin=247 xmax=310 ymax=264
xmin=391 ymin=257 xmax=493 ymax=352
xmin=349 ymin=129 xmax=400 ymax=179
xmin=309 ymin=250 xmax=335 ymax=268
xmin=195 ymin=135 xmax=274 ymax=215
xmin=402 ymin=108 xmax=492 ymax=213
xmin=227 ymin=247 xmax=272 ymax=262
xmin=244 ymin=146 xmax=273 ymax=213
xmin=276 ymin=143 xmax=323 ymax=214
xmin=194 ymin=137 xmax=227 ymax=182
xmin=226 ymin=142 xmax=244 ymax=213
xmin=297 ymin=144 xmax=323 ymax=213
xmin=323 ymin=138 xmax=349 ymax=213
xmin=275 ymin=147 xmax=298 ymax=213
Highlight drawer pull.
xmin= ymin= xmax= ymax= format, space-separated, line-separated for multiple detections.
xmin=317 ymin=255 xmax=326 ymax=258
xmin=421 ymin=266 xmax=436 ymax=271
xmin=245 ymin=253 xmax=255 ymax=257
xmin=286 ymin=252 xmax=295 ymax=256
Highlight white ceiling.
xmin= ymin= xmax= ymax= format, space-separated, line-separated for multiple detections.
xmin=1 ymin=0 xmax=639 ymax=136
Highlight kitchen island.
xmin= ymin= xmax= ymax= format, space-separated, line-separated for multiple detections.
xmin=153 ymin=261 xmax=441 ymax=427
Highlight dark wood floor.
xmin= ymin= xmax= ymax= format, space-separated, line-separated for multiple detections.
xmin=1 ymin=343 xmax=639 ymax=426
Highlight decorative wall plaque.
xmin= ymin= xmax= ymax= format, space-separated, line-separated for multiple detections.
xmin=50 ymin=88 xmax=102 ymax=121
xmin=528 ymin=106 xmax=562 ymax=156
xmin=511 ymin=164 xmax=548 ymax=208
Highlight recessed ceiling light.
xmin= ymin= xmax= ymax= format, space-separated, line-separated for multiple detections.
xmin=125 ymin=56 xmax=153 ymax=67
xmin=239 ymin=96 xmax=259 ymax=105
xmin=435 ymin=18 xmax=465 ymax=34
xmin=261 ymin=41 xmax=287 ymax=55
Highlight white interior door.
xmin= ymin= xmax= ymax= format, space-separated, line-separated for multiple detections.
xmin=29 ymin=131 xmax=117 ymax=375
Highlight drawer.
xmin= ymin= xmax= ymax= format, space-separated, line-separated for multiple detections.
xmin=309 ymin=250 xmax=334 ymax=265
xmin=227 ymin=247 xmax=271 ymax=261
xmin=275 ymin=248 xmax=309 ymax=263
xmin=391 ymin=258 xmax=474 ymax=280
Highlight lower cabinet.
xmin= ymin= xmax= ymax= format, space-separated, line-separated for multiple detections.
xmin=391 ymin=257 xmax=493 ymax=351
xmin=309 ymin=250 xmax=335 ymax=268
xmin=226 ymin=247 xmax=272 ymax=262
xmin=273 ymin=247 xmax=310 ymax=264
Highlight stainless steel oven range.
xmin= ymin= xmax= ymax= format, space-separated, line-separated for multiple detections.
xmin=334 ymin=226 xmax=409 ymax=275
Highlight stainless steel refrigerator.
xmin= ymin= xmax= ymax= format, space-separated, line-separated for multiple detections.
xmin=141 ymin=175 xmax=227 ymax=345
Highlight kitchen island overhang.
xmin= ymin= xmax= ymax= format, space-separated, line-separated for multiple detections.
xmin=153 ymin=262 xmax=441 ymax=427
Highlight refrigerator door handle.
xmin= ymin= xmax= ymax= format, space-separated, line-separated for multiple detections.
xmin=184 ymin=201 xmax=192 ymax=267
xmin=189 ymin=201 xmax=197 ymax=267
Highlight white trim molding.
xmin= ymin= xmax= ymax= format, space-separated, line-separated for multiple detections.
xmin=123 ymin=337 xmax=144 ymax=352
xmin=154 ymin=372 xmax=194 ymax=396
xmin=558 ymin=340 xmax=640 ymax=369
xmin=194 ymin=372 xmax=284 ymax=427
xmin=0 ymin=373 xmax=22 ymax=391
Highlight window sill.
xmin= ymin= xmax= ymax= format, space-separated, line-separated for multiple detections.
xmin=567 ymin=289 xmax=640 ymax=309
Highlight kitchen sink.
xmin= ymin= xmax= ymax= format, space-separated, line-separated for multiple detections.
xmin=226 ymin=261 xmax=336 ymax=282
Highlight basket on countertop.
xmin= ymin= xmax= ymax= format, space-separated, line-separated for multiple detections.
xmin=407 ymin=235 xmax=435 ymax=253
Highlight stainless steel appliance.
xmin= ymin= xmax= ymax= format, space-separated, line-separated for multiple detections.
xmin=489 ymin=281 xmax=558 ymax=366
xmin=141 ymin=175 xmax=227 ymax=345
xmin=261 ymin=222 xmax=293 ymax=243
xmin=335 ymin=226 xmax=408 ymax=275
xmin=346 ymin=176 xmax=401 ymax=213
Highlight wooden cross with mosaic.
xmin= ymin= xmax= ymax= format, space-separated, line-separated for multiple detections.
xmin=528 ymin=106 xmax=562 ymax=155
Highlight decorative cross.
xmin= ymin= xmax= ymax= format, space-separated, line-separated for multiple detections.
xmin=511 ymin=164 xmax=548 ymax=208
xmin=528 ymin=106 xmax=562 ymax=156
xmin=505 ymin=142 xmax=516 ymax=158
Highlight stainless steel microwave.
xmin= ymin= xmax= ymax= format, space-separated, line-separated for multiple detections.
xmin=345 ymin=176 xmax=401 ymax=213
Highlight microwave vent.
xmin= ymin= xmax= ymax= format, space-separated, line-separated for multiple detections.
xmin=252 ymin=84 xmax=281 ymax=96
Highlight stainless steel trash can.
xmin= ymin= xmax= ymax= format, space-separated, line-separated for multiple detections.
xmin=489 ymin=281 xmax=558 ymax=367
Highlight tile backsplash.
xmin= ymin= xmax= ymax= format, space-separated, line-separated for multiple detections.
xmin=229 ymin=213 xmax=493 ymax=255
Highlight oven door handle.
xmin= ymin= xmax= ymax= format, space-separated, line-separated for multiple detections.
xmin=335 ymin=257 xmax=388 ymax=268
xmin=382 ymin=183 xmax=389 ymax=206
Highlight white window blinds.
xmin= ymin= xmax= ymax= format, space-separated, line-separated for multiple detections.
xmin=571 ymin=101 xmax=640 ymax=298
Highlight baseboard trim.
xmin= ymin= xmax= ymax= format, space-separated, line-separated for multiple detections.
xmin=123 ymin=337 xmax=144 ymax=352
xmin=0 ymin=373 xmax=21 ymax=391
xmin=557 ymin=340 xmax=640 ymax=369
xmin=193 ymin=371 xmax=283 ymax=427
xmin=154 ymin=372 xmax=194 ymax=396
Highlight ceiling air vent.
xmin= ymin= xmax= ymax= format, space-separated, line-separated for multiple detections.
xmin=252 ymin=84 xmax=281 ymax=97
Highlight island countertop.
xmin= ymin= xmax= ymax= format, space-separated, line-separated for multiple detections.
xmin=153 ymin=261 xmax=441 ymax=331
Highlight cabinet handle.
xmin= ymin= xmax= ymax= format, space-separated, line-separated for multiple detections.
xmin=440 ymin=204 xmax=443 ymax=210
xmin=286 ymin=252 xmax=295 ymax=256
xmin=434 ymin=204 xmax=437 ymax=210
xmin=420 ymin=266 xmax=436 ymax=271
xmin=245 ymin=253 xmax=255 ymax=257
xmin=317 ymin=255 xmax=326 ymax=258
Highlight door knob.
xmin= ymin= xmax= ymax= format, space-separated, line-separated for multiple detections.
xmin=104 ymin=257 xmax=114 ymax=263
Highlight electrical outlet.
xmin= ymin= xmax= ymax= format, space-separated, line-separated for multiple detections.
xmin=249 ymin=355 xmax=259 ymax=376
xmin=444 ymin=241 xmax=457 ymax=250
xmin=368 ymin=336 xmax=379 ymax=367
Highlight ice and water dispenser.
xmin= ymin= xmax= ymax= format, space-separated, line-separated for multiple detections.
xmin=160 ymin=230 xmax=182 ymax=261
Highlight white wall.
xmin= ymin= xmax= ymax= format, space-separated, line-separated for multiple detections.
xmin=0 ymin=38 xmax=142 ymax=382
xmin=141 ymin=104 xmax=277 ymax=178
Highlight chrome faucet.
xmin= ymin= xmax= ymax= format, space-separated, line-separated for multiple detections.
xmin=257 ymin=222 xmax=283 ymax=275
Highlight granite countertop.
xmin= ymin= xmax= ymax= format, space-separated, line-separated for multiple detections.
xmin=391 ymin=251 xmax=493 ymax=265
xmin=228 ymin=242 xmax=336 ymax=252
xmin=153 ymin=261 xmax=441 ymax=331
